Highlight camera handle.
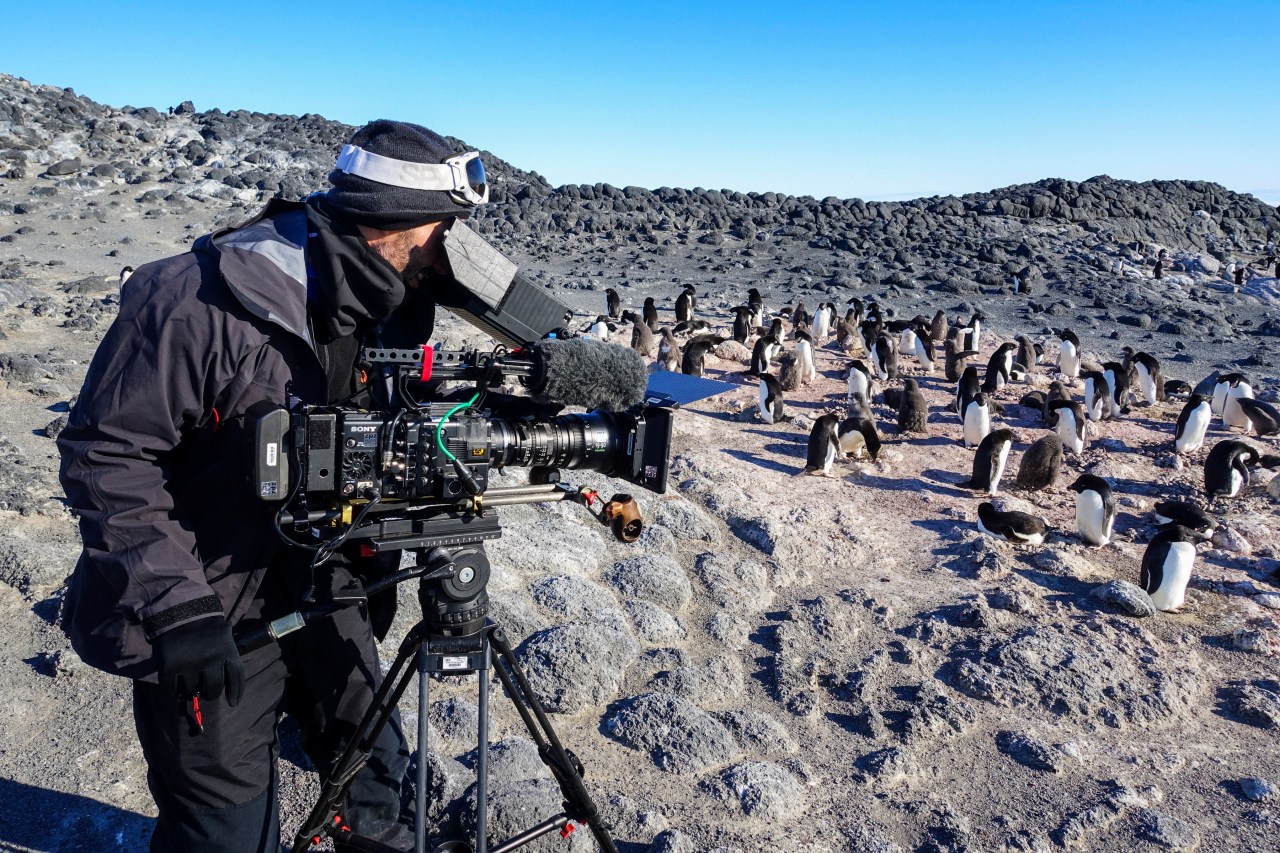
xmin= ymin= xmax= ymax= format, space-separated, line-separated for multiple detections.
xmin=288 ymin=574 xmax=617 ymax=853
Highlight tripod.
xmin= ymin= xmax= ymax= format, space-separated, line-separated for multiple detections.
xmin=287 ymin=544 xmax=618 ymax=853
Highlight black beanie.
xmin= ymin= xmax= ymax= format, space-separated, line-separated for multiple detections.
xmin=323 ymin=119 xmax=476 ymax=229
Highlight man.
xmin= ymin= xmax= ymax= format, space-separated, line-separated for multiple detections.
xmin=58 ymin=120 xmax=489 ymax=851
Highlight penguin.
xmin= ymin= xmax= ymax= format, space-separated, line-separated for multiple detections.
xmin=944 ymin=330 xmax=980 ymax=383
xmin=898 ymin=378 xmax=930 ymax=435
xmin=847 ymin=389 xmax=874 ymax=422
xmin=912 ymin=323 xmax=937 ymax=373
xmin=871 ymin=334 xmax=898 ymax=381
xmin=963 ymin=392 xmax=992 ymax=449
xmin=655 ymin=329 xmax=681 ymax=372
xmin=1019 ymin=391 xmax=1046 ymax=412
xmin=1193 ymin=370 xmax=1220 ymax=400
xmin=1238 ymin=397 xmax=1280 ymax=437
xmin=963 ymin=428 xmax=1018 ymax=495
xmin=838 ymin=407 xmax=882 ymax=461
xmin=746 ymin=334 xmax=780 ymax=377
xmin=643 ymin=297 xmax=659 ymax=331
xmin=847 ymin=297 xmax=865 ymax=327
xmin=1141 ymin=526 xmax=1205 ymax=612
xmin=1016 ymin=434 xmax=1064 ymax=490
xmin=982 ymin=342 xmax=1018 ymax=393
xmin=769 ymin=317 xmax=788 ymax=344
xmin=794 ymin=332 xmax=818 ymax=384
xmin=681 ymin=336 xmax=721 ymax=378
xmin=791 ymin=300 xmax=810 ymax=332
xmin=1173 ymin=393 xmax=1213 ymax=454
xmin=897 ymin=323 xmax=919 ymax=357
xmin=605 ymin=287 xmax=621 ymax=320
xmin=1210 ymin=372 xmax=1235 ymax=415
xmin=630 ymin=319 xmax=657 ymax=358
xmin=956 ymin=364 xmax=981 ymax=415
xmin=1204 ymin=439 xmax=1260 ymax=502
xmin=1048 ymin=399 xmax=1087 ymax=455
xmin=672 ymin=319 xmax=711 ymax=336
xmin=1163 ymin=379 xmax=1192 ymax=400
xmin=846 ymin=360 xmax=874 ymax=405
xmin=1057 ymin=329 xmax=1081 ymax=379
xmin=835 ymin=317 xmax=859 ymax=352
xmin=1122 ymin=348 xmax=1164 ymax=405
xmin=731 ymin=306 xmax=753 ymax=344
xmin=812 ymin=303 xmax=833 ymax=340
xmin=675 ymin=285 xmax=696 ymax=323
xmin=758 ymin=373 xmax=784 ymax=424
xmin=801 ymin=414 xmax=841 ymax=476
xmin=961 ymin=313 xmax=985 ymax=352
xmin=587 ymin=314 xmax=612 ymax=341
xmin=778 ymin=352 xmax=803 ymax=392
xmin=747 ymin=287 xmax=764 ymax=322
xmin=1082 ymin=370 xmax=1112 ymax=421
xmin=1103 ymin=360 xmax=1131 ymax=415
xmin=1219 ymin=374 xmax=1255 ymax=430
xmin=118 ymin=265 xmax=134 ymax=287
xmin=930 ymin=310 xmax=948 ymax=344
xmin=1042 ymin=381 xmax=1070 ymax=425
xmin=859 ymin=318 xmax=881 ymax=354
xmin=1015 ymin=334 xmax=1041 ymax=372
xmin=1153 ymin=501 xmax=1215 ymax=536
xmin=977 ymin=502 xmax=1047 ymax=545
xmin=1068 ymin=474 xmax=1115 ymax=546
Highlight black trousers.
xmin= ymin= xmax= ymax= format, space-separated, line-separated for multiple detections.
xmin=133 ymin=598 xmax=409 ymax=852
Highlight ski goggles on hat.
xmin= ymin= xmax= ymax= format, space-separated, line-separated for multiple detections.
xmin=334 ymin=145 xmax=489 ymax=206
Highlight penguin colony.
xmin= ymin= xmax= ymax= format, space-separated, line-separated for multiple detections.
xmin=599 ymin=285 xmax=1276 ymax=614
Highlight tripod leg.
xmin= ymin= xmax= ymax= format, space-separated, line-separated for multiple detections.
xmin=416 ymin=644 xmax=429 ymax=853
xmin=487 ymin=629 xmax=618 ymax=853
xmin=477 ymin=641 xmax=490 ymax=853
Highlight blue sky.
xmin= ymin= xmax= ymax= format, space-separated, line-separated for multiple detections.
xmin=3 ymin=1 xmax=1278 ymax=205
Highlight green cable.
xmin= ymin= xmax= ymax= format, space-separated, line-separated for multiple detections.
xmin=436 ymin=393 xmax=480 ymax=462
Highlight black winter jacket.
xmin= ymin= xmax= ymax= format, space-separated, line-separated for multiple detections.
xmin=58 ymin=200 xmax=417 ymax=680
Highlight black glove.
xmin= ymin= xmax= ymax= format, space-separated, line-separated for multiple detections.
xmin=153 ymin=617 xmax=245 ymax=706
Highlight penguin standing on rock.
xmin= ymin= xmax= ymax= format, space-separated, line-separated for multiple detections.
xmin=1238 ymin=398 xmax=1280 ymax=437
xmin=977 ymin=502 xmax=1048 ymax=545
xmin=964 ymin=428 xmax=1018 ymax=495
xmin=1057 ymin=329 xmax=1082 ymax=379
xmin=758 ymin=373 xmax=784 ymax=424
xmin=1042 ymin=381 xmax=1070 ymax=425
xmin=1142 ymin=525 xmax=1206 ymax=612
xmin=1174 ymin=393 xmax=1213 ymax=454
xmin=812 ymin=303 xmax=833 ymax=340
xmin=1204 ymin=439 xmax=1260 ymax=502
xmin=963 ymin=392 xmax=992 ymax=449
xmin=1068 ymin=475 xmax=1115 ymax=546
xmin=898 ymin=379 xmax=930 ymax=435
xmin=1016 ymin=434 xmax=1064 ymax=490
xmin=802 ymin=414 xmax=841 ymax=476
xmin=778 ymin=352 xmax=803 ymax=392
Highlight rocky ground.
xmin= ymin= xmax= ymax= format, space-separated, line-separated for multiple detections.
xmin=1 ymin=73 xmax=1279 ymax=853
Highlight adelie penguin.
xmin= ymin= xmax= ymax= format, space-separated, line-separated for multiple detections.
xmin=1016 ymin=434 xmax=1064 ymax=490
xmin=794 ymin=331 xmax=818 ymax=384
xmin=982 ymin=342 xmax=1017 ymax=393
xmin=912 ymin=323 xmax=937 ymax=373
xmin=642 ymin=297 xmax=659 ymax=331
xmin=1047 ymin=399 xmax=1086 ymax=455
xmin=961 ymin=312 xmax=985 ymax=352
xmin=1042 ymin=380 xmax=1070 ymax=425
xmin=1174 ymin=393 xmax=1213 ymax=454
xmin=681 ymin=336 xmax=723 ymax=378
xmin=802 ymin=414 xmax=841 ymax=476
xmin=1015 ymin=334 xmax=1041 ymax=372
xmin=1204 ymin=439 xmax=1260 ymax=502
xmin=977 ymin=501 xmax=1048 ymax=545
xmin=839 ymin=406 xmax=881 ymax=461
xmin=118 ymin=265 xmax=134 ymax=287
xmin=1238 ymin=397 xmax=1280 ymax=437
xmin=846 ymin=360 xmax=874 ymax=406
xmin=1103 ymin=360 xmax=1131 ymax=415
xmin=871 ymin=334 xmax=898 ymax=381
xmin=930 ymin=310 xmax=948 ymax=344
xmin=674 ymin=284 xmax=696 ymax=323
xmin=605 ymin=287 xmax=621 ymax=320
xmin=1142 ymin=525 xmax=1208 ymax=612
xmin=630 ymin=320 xmax=656 ymax=358
xmin=1153 ymin=501 xmax=1215 ymax=536
xmin=1216 ymin=373 xmax=1254 ymax=430
xmin=1121 ymin=347 xmax=1164 ymax=405
xmin=746 ymin=334 xmax=780 ymax=377
xmin=897 ymin=378 xmax=930 ymax=435
xmin=944 ymin=330 xmax=979 ymax=382
xmin=812 ymin=303 xmax=833 ymax=340
xmin=1068 ymin=474 xmax=1115 ymax=546
xmin=1082 ymin=370 xmax=1112 ymax=421
xmin=955 ymin=364 xmax=981 ymax=415
xmin=731 ymin=306 xmax=753 ymax=344
xmin=757 ymin=373 xmax=784 ymax=424
xmin=963 ymin=428 xmax=1018 ymax=495
xmin=962 ymin=392 xmax=991 ymax=449
xmin=656 ymin=328 xmax=681 ymax=372
xmin=1057 ymin=329 xmax=1081 ymax=379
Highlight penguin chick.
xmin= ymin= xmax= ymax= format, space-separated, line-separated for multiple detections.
xmin=778 ymin=352 xmax=803 ymax=392
xmin=630 ymin=321 xmax=656 ymax=358
xmin=1068 ymin=474 xmax=1115 ymax=546
xmin=897 ymin=378 xmax=930 ymax=435
xmin=656 ymin=328 xmax=681 ymax=372
xmin=1016 ymin=434 xmax=1064 ymax=490
xmin=977 ymin=501 xmax=1048 ymax=545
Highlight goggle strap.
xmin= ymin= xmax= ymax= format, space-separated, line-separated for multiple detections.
xmin=334 ymin=145 xmax=478 ymax=194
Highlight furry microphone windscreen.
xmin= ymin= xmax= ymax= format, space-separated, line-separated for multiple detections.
xmin=531 ymin=338 xmax=648 ymax=411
